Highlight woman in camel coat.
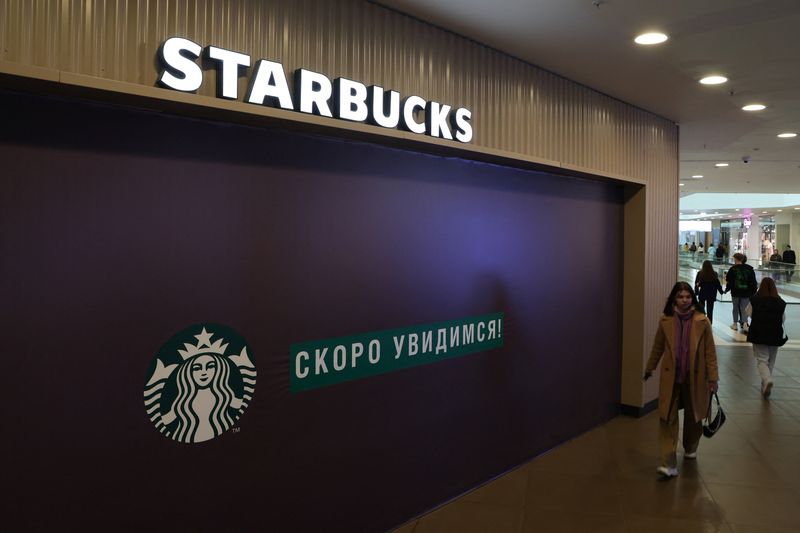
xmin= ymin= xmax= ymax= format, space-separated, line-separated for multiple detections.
xmin=644 ymin=281 xmax=719 ymax=478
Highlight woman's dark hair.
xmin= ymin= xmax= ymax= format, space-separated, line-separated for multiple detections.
xmin=755 ymin=277 xmax=780 ymax=298
xmin=696 ymin=260 xmax=718 ymax=283
xmin=663 ymin=281 xmax=704 ymax=315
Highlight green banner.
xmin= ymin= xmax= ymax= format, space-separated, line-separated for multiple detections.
xmin=290 ymin=312 xmax=504 ymax=392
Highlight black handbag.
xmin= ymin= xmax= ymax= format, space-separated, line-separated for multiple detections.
xmin=703 ymin=392 xmax=726 ymax=438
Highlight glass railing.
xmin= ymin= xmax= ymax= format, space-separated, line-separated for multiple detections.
xmin=678 ymin=253 xmax=800 ymax=343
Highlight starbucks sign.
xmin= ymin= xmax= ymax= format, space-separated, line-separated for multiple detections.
xmin=158 ymin=37 xmax=474 ymax=143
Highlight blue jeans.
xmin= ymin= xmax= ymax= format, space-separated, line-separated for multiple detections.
xmin=731 ymin=296 xmax=749 ymax=326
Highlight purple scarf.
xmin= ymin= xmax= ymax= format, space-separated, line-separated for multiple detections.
xmin=674 ymin=308 xmax=694 ymax=383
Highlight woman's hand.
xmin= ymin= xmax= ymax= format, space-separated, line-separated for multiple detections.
xmin=708 ymin=381 xmax=719 ymax=393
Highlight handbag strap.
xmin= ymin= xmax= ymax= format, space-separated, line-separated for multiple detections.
xmin=706 ymin=391 xmax=720 ymax=422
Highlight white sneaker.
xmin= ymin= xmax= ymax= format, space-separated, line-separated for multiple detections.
xmin=684 ymin=451 xmax=697 ymax=459
xmin=763 ymin=381 xmax=773 ymax=399
xmin=656 ymin=466 xmax=678 ymax=477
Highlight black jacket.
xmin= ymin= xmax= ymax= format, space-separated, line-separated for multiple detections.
xmin=746 ymin=296 xmax=787 ymax=346
xmin=784 ymin=249 xmax=797 ymax=265
xmin=725 ymin=263 xmax=757 ymax=298
xmin=695 ymin=274 xmax=723 ymax=301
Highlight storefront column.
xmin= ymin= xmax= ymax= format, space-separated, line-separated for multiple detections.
xmin=746 ymin=213 xmax=760 ymax=262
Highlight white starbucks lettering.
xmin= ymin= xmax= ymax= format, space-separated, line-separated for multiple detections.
xmin=157 ymin=37 xmax=473 ymax=143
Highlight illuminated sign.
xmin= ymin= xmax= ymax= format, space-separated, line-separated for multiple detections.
xmin=158 ymin=37 xmax=473 ymax=143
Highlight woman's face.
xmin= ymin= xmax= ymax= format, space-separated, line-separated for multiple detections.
xmin=675 ymin=290 xmax=693 ymax=311
xmin=191 ymin=355 xmax=217 ymax=388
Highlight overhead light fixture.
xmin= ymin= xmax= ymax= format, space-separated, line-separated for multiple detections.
xmin=777 ymin=132 xmax=797 ymax=138
xmin=715 ymin=163 xmax=729 ymax=167
xmin=742 ymin=104 xmax=766 ymax=111
xmin=762 ymin=211 xmax=768 ymax=214
xmin=679 ymin=183 xmax=685 ymax=186
xmin=699 ymin=75 xmax=728 ymax=85
xmin=778 ymin=209 xmax=783 ymax=212
xmin=634 ymin=32 xmax=668 ymax=45
xmin=692 ymin=175 xmax=703 ymax=178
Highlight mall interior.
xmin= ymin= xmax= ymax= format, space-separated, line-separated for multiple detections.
xmin=2 ymin=1 xmax=799 ymax=531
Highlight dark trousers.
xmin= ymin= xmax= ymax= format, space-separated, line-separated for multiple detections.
xmin=699 ymin=297 xmax=716 ymax=323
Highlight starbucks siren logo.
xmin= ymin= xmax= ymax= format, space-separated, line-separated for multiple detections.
xmin=144 ymin=324 xmax=256 ymax=443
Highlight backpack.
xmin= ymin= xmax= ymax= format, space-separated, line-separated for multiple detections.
xmin=733 ymin=266 xmax=755 ymax=294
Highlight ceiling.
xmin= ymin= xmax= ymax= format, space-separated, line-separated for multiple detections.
xmin=376 ymin=0 xmax=800 ymax=204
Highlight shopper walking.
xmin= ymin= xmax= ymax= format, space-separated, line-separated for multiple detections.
xmin=695 ymin=260 xmax=723 ymax=324
xmin=715 ymin=243 xmax=726 ymax=264
xmin=783 ymin=245 xmax=796 ymax=282
xmin=725 ymin=253 xmax=757 ymax=333
xmin=746 ymin=277 xmax=788 ymax=399
xmin=644 ymin=281 xmax=719 ymax=478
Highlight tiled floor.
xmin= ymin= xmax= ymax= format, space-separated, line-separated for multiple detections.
xmin=393 ymin=340 xmax=800 ymax=532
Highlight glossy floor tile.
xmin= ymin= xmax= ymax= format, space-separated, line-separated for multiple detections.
xmin=393 ymin=343 xmax=800 ymax=532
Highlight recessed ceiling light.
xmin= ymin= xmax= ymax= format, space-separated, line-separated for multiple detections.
xmin=715 ymin=163 xmax=729 ymax=167
xmin=699 ymin=75 xmax=728 ymax=85
xmin=735 ymin=209 xmax=740 ymax=211
xmin=634 ymin=32 xmax=668 ymax=45
xmin=795 ymin=207 xmax=800 ymax=210
xmin=742 ymin=104 xmax=766 ymax=111
xmin=692 ymin=175 xmax=704 ymax=178
xmin=679 ymin=183 xmax=685 ymax=186
xmin=777 ymin=132 xmax=797 ymax=138
xmin=762 ymin=211 xmax=768 ymax=214
xmin=778 ymin=209 xmax=783 ymax=212
xmin=700 ymin=212 xmax=707 ymax=215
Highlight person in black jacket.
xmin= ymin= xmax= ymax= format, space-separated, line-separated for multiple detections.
xmin=746 ymin=277 xmax=787 ymax=399
xmin=715 ymin=243 xmax=726 ymax=264
xmin=695 ymin=260 xmax=724 ymax=323
xmin=724 ymin=253 xmax=757 ymax=333
xmin=783 ymin=245 xmax=796 ymax=281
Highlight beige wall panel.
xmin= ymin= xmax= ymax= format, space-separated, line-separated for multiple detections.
xmin=1 ymin=0 xmax=676 ymax=170
xmin=1 ymin=0 xmax=678 ymax=409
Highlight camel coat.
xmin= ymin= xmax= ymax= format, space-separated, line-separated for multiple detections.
xmin=646 ymin=312 xmax=719 ymax=422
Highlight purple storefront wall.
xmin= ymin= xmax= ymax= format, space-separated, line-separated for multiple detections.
xmin=1 ymin=91 xmax=622 ymax=531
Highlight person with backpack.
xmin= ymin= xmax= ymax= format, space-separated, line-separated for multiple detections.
xmin=695 ymin=260 xmax=724 ymax=323
xmin=746 ymin=278 xmax=788 ymax=399
xmin=725 ymin=253 xmax=757 ymax=333
xmin=689 ymin=242 xmax=697 ymax=260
